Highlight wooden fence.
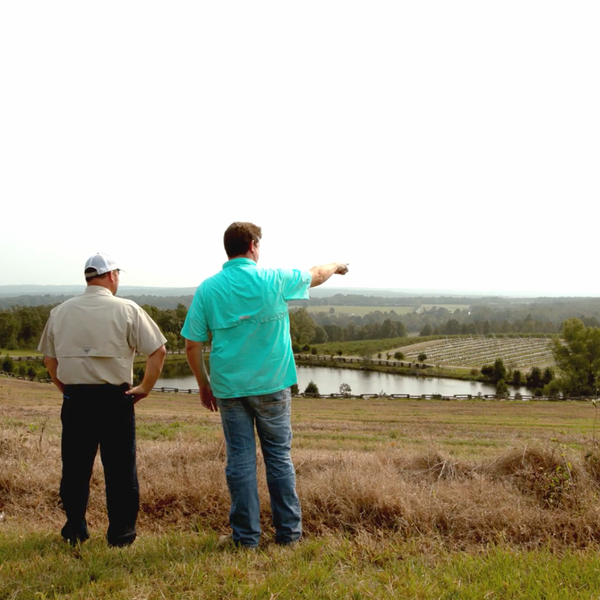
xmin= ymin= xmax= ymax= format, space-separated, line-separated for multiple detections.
xmin=149 ymin=386 xmax=592 ymax=402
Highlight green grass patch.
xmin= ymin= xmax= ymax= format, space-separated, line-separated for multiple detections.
xmin=136 ymin=420 xmax=186 ymax=440
xmin=312 ymin=336 xmax=444 ymax=357
xmin=135 ymin=418 xmax=216 ymax=441
xmin=2 ymin=531 xmax=600 ymax=599
xmin=0 ymin=348 xmax=42 ymax=357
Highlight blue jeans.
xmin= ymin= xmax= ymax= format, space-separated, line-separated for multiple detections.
xmin=217 ymin=388 xmax=301 ymax=547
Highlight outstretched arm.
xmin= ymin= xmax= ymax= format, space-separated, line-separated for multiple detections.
xmin=127 ymin=344 xmax=167 ymax=403
xmin=309 ymin=262 xmax=349 ymax=288
xmin=185 ymin=339 xmax=218 ymax=412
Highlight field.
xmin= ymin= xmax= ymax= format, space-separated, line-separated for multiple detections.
xmin=0 ymin=347 xmax=42 ymax=357
xmin=3 ymin=377 xmax=600 ymax=598
xmin=314 ymin=335 xmax=423 ymax=358
xmin=304 ymin=305 xmax=418 ymax=316
xmin=304 ymin=304 xmax=470 ymax=316
xmin=398 ymin=336 xmax=555 ymax=370
xmin=420 ymin=304 xmax=471 ymax=312
xmin=314 ymin=335 xmax=556 ymax=372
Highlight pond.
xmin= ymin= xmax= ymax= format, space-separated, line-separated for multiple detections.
xmin=155 ymin=361 xmax=528 ymax=397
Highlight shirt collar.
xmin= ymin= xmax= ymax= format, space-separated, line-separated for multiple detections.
xmin=84 ymin=285 xmax=114 ymax=296
xmin=222 ymin=257 xmax=257 ymax=270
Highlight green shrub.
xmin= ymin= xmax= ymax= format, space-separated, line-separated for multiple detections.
xmin=2 ymin=354 xmax=15 ymax=373
xmin=304 ymin=381 xmax=320 ymax=396
xmin=495 ymin=379 xmax=508 ymax=397
xmin=512 ymin=369 xmax=522 ymax=386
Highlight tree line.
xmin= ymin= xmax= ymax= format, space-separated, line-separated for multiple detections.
xmin=4 ymin=292 xmax=600 ymax=340
xmin=3 ymin=297 xmax=600 ymax=356
xmin=0 ymin=303 xmax=189 ymax=352
xmin=2 ymin=302 xmax=600 ymax=399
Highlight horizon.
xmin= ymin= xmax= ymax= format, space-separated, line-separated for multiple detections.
xmin=1 ymin=283 xmax=598 ymax=301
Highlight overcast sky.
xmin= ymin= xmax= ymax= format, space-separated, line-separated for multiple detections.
xmin=1 ymin=2 xmax=598 ymax=297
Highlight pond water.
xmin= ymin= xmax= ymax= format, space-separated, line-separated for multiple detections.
xmin=155 ymin=361 xmax=528 ymax=397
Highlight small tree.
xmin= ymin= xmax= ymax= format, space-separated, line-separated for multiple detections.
xmin=339 ymin=383 xmax=352 ymax=396
xmin=493 ymin=358 xmax=506 ymax=382
xmin=512 ymin=369 xmax=522 ymax=386
xmin=482 ymin=359 xmax=507 ymax=384
xmin=543 ymin=380 xmax=561 ymax=399
xmin=526 ymin=367 xmax=543 ymax=390
xmin=418 ymin=353 xmax=427 ymax=362
xmin=304 ymin=381 xmax=320 ymax=396
xmin=311 ymin=347 xmax=318 ymax=355
xmin=290 ymin=383 xmax=299 ymax=396
xmin=495 ymin=378 xmax=508 ymax=397
xmin=2 ymin=354 xmax=15 ymax=373
xmin=394 ymin=351 xmax=404 ymax=361
xmin=542 ymin=367 xmax=554 ymax=386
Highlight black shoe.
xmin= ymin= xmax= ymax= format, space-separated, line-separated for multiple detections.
xmin=107 ymin=527 xmax=137 ymax=547
xmin=61 ymin=520 xmax=90 ymax=545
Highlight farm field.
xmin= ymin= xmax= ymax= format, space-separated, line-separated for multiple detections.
xmin=2 ymin=377 xmax=600 ymax=598
xmin=314 ymin=335 xmax=423 ymax=359
xmin=398 ymin=336 xmax=555 ymax=370
xmin=303 ymin=303 xmax=470 ymax=316
xmin=420 ymin=303 xmax=471 ymax=312
xmin=304 ymin=304 xmax=417 ymax=316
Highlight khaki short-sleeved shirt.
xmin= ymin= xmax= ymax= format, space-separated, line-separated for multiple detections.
xmin=38 ymin=286 xmax=166 ymax=385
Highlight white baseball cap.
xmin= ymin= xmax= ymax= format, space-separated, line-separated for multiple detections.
xmin=84 ymin=253 xmax=121 ymax=279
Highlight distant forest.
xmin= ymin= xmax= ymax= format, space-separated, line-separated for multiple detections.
xmin=2 ymin=293 xmax=600 ymax=352
xmin=0 ymin=294 xmax=193 ymax=310
xmin=289 ymin=295 xmax=600 ymax=341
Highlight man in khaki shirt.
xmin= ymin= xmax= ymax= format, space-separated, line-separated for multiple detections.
xmin=38 ymin=253 xmax=167 ymax=546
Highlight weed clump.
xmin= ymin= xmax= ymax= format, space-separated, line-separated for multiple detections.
xmin=489 ymin=447 xmax=579 ymax=508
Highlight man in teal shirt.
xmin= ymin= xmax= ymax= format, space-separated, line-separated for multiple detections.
xmin=182 ymin=221 xmax=348 ymax=548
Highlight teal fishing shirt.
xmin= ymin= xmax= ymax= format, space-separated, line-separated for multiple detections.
xmin=181 ymin=258 xmax=312 ymax=399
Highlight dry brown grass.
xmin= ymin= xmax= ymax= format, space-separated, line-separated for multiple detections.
xmin=3 ymin=378 xmax=600 ymax=550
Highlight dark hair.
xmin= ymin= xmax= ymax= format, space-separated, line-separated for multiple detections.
xmin=223 ymin=222 xmax=262 ymax=258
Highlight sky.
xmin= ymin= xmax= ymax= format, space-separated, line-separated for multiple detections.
xmin=1 ymin=2 xmax=599 ymax=297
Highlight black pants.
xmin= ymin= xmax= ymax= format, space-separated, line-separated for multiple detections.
xmin=60 ymin=384 xmax=138 ymax=546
